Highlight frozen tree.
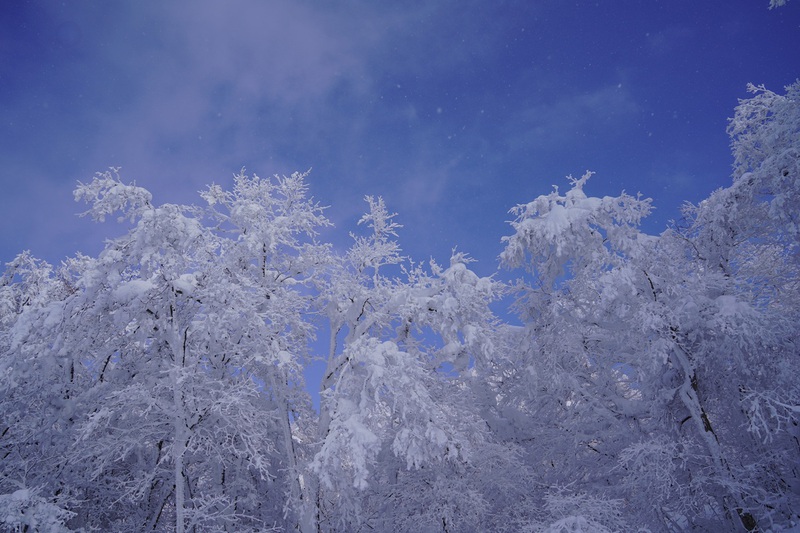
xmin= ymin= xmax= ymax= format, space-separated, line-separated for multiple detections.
xmin=311 ymin=196 xmax=513 ymax=531
xmin=1 ymin=170 xmax=330 ymax=532
xmin=671 ymin=80 xmax=800 ymax=529
xmin=64 ymin=171 xmax=298 ymax=531
xmin=498 ymin=172 xmax=658 ymax=530
xmin=0 ymin=252 xmax=90 ymax=531
xmin=498 ymin=82 xmax=800 ymax=532
xmin=199 ymin=170 xmax=332 ymax=533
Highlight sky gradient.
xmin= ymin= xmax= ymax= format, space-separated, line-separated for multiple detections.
xmin=1 ymin=0 xmax=799 ymax=276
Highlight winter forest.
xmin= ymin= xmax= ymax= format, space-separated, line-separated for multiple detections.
xmin=1 ymin=80 xmax=799 ymax=532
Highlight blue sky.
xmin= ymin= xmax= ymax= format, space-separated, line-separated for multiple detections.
xmin=1 ymin=0 xmax=798 ymax=277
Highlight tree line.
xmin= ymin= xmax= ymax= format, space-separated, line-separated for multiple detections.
xmin=1 ymin=82 xmax=798 ymax=532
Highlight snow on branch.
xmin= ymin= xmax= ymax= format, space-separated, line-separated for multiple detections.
xmin=74 ymin=168 xmax=153 ymax=222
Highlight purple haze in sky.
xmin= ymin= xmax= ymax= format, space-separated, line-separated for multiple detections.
xmin=1 ymin=0 xmax=798 ymax=275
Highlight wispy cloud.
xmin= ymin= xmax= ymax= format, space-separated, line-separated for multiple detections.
xmin=4 ymin=0 xmax=781 ymax=271
xmin=506 ymin=83 xmax=641 ymax=155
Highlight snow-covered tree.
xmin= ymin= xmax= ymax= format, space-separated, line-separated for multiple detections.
xmin=497 ymin=81 xmax=800 ymax=532
xmin=1 ymin=170 xmax=331 ymax=532
xmin=498 ymin=172 xmax=656 ymax=530
xmin=0 ymin=251 xmax=92 ymax=532
xmin=312 ymin=196 xmax=510 ymax=531
xmin=670 ymin=80 xmax=800 ymax=530
xmin=199 ymin=170 xmax=332 ymax=533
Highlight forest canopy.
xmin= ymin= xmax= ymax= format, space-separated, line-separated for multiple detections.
xmin=1 ymin=82 xmax=798 ymax=532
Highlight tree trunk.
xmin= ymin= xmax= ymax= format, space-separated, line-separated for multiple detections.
xmin=268 ymin=371 xmax=316 ymax=533
xmin=170 ymin=353 xmax=187 ymax=533
xmin=671 ymin=341 xmax=755 ymax=531
xmin=168 ymin=310 xmax=188 ymax=533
